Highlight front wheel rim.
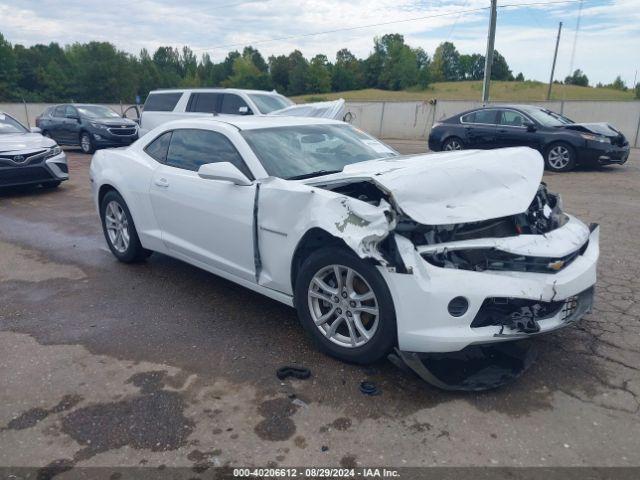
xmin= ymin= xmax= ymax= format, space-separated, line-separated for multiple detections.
xmin=104 ymin=201 xmax=130 ymax=253
xmin=548 ymin=146 xmax=570 ymax=169
xmin=307 ymin=265 xmax=379 ymax=348
xmin=445 ymin=139 xmax=462 ymax=151
xmin=81 ymin=135 xmax=91 ymax=152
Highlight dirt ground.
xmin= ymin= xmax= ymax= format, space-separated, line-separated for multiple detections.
xmin=1 ymin=143 xmax=639 ymax=474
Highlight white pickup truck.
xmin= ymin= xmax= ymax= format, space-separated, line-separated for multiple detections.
xmin=124 ymin=88 xmax=346 ymax=136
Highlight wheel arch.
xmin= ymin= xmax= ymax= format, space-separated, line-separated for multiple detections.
xmin=290 ymin=227 xmax=351 ymax=294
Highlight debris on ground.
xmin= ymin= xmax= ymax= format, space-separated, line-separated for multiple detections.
xmin=276 ymin=366 xmax=311 ymax=380
xmin=359 ymin=381 xmax=381 ymax=396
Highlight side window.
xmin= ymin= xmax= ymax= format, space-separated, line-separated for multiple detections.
xmin=65 ymin=106 xmax=77 ymax=118
xmin=143 ymin=93 xmax=182 ymax=112
xmin=473 ymin=110 xmax=498 ymax=124
xmin=54 ymin=106 xmax=66 ymax=117
xmin=220 ymin=94 xmax=251 ymax=115
xmin=460 ymin=112 xmax=475 ymax=123
xmin=187 ymin=93 xmax=220 ymax=113
xmin=165 ymin=129 xmax=253 ymax=179
xmin=144 ymin=131 xmax=172 ymax=163
xmin=498 ymin=110 xmax=526 ymax=127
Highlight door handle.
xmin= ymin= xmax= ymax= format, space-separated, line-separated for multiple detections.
xmin=154 ymin=178 xmax=169 ymax=188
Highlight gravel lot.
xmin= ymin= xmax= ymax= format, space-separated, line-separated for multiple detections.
xmin=1 ymin=143 xmax=639 ymax=472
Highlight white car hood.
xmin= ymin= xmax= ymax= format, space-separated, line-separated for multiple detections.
xmin=0 ymin=133 xmax=56 ymax=153
xmin=269 ymin=99 xmax=346 ymax=120
xmin=311 ymin=147 xmax=544 ymax=225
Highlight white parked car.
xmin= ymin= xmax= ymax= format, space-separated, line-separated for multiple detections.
xmin=90 ymin=116 xmax=599 ymax=366
xmin=129 ymin=88 xmax=346 ymax=136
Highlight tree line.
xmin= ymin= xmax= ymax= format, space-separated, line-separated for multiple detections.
xmin=2 ymin=31 xmax=637 ymax=103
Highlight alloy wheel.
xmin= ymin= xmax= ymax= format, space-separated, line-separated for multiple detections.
xmin=548 ymin=145 xmax=571 ymax=170
xmin=81 ymin=134 xmax=91 ymax=153
xmin=307 ymin=265 xmax=379 ymax=348
xmin=104 ymin=201 xmax=130 ymax=253
xmin=444 ymin=139 xmax=462 ymax=151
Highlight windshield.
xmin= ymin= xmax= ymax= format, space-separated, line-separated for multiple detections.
xmin=241 ymin=124 xmax=398 ymax=179
xmin=0 ymin=113 xmax=28 ymax=134
xmin=76 ymin=105 xmax=121 ymax=119
xmin=248 ymin=94 xmax=294 ymax=114
xmin=524 ymin=107 xmax=573 ymax=127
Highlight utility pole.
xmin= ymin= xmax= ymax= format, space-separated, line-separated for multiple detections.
xmin=481 ymin=0 xmax=498 ymax=103
xmin=547 ymin=22 xmax=563 ymax=100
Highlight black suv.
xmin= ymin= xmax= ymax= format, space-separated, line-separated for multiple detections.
xmin=428 ymin=105 xmax=630 ymax=172
xmin=36 ymin=104 xmax=138 ymax=154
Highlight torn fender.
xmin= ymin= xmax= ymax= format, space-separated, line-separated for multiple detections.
xmin=255 ymin=177 xmax=395 ymax=294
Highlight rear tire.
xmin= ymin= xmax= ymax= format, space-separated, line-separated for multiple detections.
xmin=80 ymin=131 xmax=95 ymax=154
xmin=442 ymin=136 xmax=464 ymax=151
xmin=100 ymin=190 xmax=152 ymax=263
xmin=294 ymin=247 xmax=397 ymax=364
xmin=544 ymin=142 xmax=576 ymax=172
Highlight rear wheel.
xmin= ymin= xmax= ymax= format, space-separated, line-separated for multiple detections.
xmin=545 ymin=142 xmax=576 ymax=172
xmin=100 ymin=190 xmax=152 ymax=263
xmin=80 ymin=131 xmax=95 ymax=154
xmin=294 ymin=247 xmax=397 ymax=364
xmin=442 ymin=136 xmax=464 ymax=151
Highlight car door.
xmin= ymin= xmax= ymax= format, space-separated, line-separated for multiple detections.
xmin=48 ymin=105 xmax=67 ymax=143
xmin=460 ymin=109 xmax=498 ymax=149
xmin=495 ymin=109 xmax=540 ymax=149
xmin=62 ymin=105 xmax=82 ymax=144
xmin=148 ymin=128 xmax=256 ymax=281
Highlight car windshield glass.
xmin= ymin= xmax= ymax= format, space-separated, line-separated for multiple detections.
xmin=0 ymin=113 xmax=28 ymax=134
xmin=248 ymin=94 xmax=294 ymax=113
xmin=76 ymin=105 xmax=121 ymax=119
xmin=241 ymin=124 xmax=398 ymax=179
xmin=524 ymin=108 xmax=572 ymax=127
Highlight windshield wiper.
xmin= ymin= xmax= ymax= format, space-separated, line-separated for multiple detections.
xmin=287 ymin=169 xmax=343 ymax=180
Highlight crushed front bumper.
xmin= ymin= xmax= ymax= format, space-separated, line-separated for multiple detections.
xmin=380 ymin=219 xmax=599 ymax=353
xmin=580 ymin=143 xmax=630 ymax=166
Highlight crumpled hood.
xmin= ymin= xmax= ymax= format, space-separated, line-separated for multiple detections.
xmin=311 ymin=147 xmax=544 ymax=225
xmin=561 ymin=122 xmax=621 ymax=137
xmin=0 ymin=133 xmax=56 ymax=153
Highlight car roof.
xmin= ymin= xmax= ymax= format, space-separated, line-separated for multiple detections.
xmin=162 ymin=115 xmax=345 ymax=131
xmin=148 ymin=88 xmax=282 ymax=95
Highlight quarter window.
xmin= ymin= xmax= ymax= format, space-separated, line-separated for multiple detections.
xmin=144 ymin=131 xmax=172 ymax=163
xmin=165 ymin=129 xmax=253 ymax=179
xmin=220 ymin=94 xmax=251 ymax=115
xmin=461 ymin=110 xmax=497 ymax=124
xmin=187 ymin=93 xmax=220 ymax=113
xmin=144 ymin=93 xmax=182 ymax=112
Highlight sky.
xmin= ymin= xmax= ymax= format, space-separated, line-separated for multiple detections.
xmin=1 ymin=0 xmax=639 ymax=86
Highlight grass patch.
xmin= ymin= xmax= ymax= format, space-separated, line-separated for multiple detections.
xmin=292 ymin=81 xmax=636 ymax=103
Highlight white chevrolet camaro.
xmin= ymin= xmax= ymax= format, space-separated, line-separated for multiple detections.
xmin=90 ymin=116 xmax=599 ymax=365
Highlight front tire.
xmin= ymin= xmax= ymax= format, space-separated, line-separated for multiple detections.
xmin=100 ymin=190 xmax=151 ymax=263
xmin=294 ymin=247 xmax=397 ymax=364
xmin=442 ymin=136 xmax=464 ymax=151
xmin=80 ymin=131 xmax=95 ymax=154
xmin=545 ymin=142 xmax=576 ymax=172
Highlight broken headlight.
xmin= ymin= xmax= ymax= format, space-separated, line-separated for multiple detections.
xmin=519 ymin=183 xmax=568 ymax=234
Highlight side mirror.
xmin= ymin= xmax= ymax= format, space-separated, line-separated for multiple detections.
xmin=238 ymin=106 xmax=251 ymax=115
xmin=523 ymin=121 xmax=536 ymax=132
xmin=30 ymin=127 xmax=42 ymax=134
xmin=197 ymin=162 xmax=252 ymax=186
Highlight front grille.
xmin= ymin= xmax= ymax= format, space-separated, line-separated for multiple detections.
xmin=422 ymin=240 xmax=588 ymax=274
xmin=0 ymin=149 xmax=49 ymax=167
xmin=107 ymin=127 xmax=137 ymax=136
xmin=0 ymin=166 xmax=54 ymax=186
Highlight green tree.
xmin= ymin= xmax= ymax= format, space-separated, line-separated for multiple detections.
xmin=268 ymin=54 xmax=290 ymax=93
xmin=635 ymin=82 xmax=640 ymax=99
xmin=373 ymin=34 xmax=419 ymax=90
xmin=223 ymin=54 xmax=271 ymax=90
xmin=331 ymin=48 xmax=363 ymax=91
xmin=243 ymin=46 xmax=268 ymax=73
xmin=414 ymin=47 xmax=431 ymax=88
xmin=608 ymin=75 xmax=627 ymax=91
xmin=0 ymin=33 xmax=18 ymax=100
xmin=564 ymin=69 xmax=589 ymax=87
xmin=287 ymin=50 xmax=309 ymax=95
xmin=490 ymin=50 xmax=513 ymax=81
xmin=307 ymin=54 xmax=331 ymax=93
xmin=431 ymin=41 xmax=461 ymax=81
xmin=515 ymin=72 xmax=525 ymax=81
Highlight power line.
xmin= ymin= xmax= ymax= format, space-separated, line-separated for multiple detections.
xmin=193 ymin=0 xmax=587 ymax=54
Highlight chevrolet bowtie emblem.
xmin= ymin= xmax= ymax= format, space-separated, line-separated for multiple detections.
xmin=548 ymin=260 xmax=565 ymax=271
